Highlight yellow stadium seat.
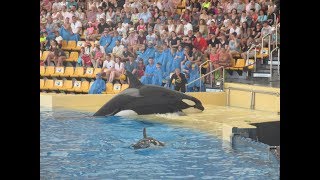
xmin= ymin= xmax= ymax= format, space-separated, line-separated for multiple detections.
xmin=257 ymin=48 xmax=269 ymax=58
xmin=73 ymin=41 xmax=85 ymax=51
xmin=61 ymin=67 xmax=75 ymax=78
xmin=233 ymin=59 xmax=246 ymax=70
xmin=40 ymin=51 xmax=50 ymax=61
xmin=43 ymin=66 xmax=55 ymax=77
xmin=40 ymin=79 xmax=45 ymax=90
xmin=105 ymin=83 xmax=114 ymax=94
xmin=120 ymin=84 xmax=129 ymax=92
xmin=247 ymin=59 xmax=255 ymax=70
xmin=93 ymin=68 xmax=102 ymax=77
xmin=51 ymin=80 xmax=64 ymax=91
xmin=61 ymin=40 xmax=68 ymax=50
xmin=51 ymin=66 xmax=65 ymax=77
xmin=68 ymin=81 xmax=82 ymax=92
xmin=40 ymin=66 xmax=45 ymax=76
xmin=225 ymin=59 xmax=236 ymax=70
xmin=42 ymin=79 xmax=54 ymax=90
xmin=59 ymin=80 xmax=73 ymax=91
xmin=74 ymin=81 xmax=89 ymax=93
xmin=70 ymin=67 xmax=84 ymax=78
xmin=65 ymin=41 xmax=77 ymax=51
xmin=113 ymin=83 xmax=122 ymax=94
xmin=66 ymin=51 xmax=79 ymax=62
xmin=83 ymin=81 xmax=94 ymax=93
xmin=81 ymin=67 xmax=95 ymax=78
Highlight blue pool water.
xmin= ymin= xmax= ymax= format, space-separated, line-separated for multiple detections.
xmin=40 ymin=110 xmax=279 ymax=179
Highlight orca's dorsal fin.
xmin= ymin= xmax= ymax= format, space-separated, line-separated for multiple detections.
xmin=143 ymin=128 xmax=147 ymax=138
xmin=125 ymin=70 xmax=143 ymax=88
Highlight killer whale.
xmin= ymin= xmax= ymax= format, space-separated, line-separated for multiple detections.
xmin=132 ymin=128 xmax=164 ymax=149
xmin=93 ymin=70 xmax=204 ymax=116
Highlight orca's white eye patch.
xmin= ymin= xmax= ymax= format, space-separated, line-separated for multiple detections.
xmin=182 ymin=99 xmax=196 ymax=106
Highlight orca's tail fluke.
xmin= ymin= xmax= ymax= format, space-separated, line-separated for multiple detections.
xmin=143 ymin=128 xmax=147 ymax=138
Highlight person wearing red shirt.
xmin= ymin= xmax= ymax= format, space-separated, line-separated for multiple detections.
xmin=193 ymin=32 xmax=208 ymax=53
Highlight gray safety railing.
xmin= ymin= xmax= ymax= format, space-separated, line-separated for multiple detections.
xmin=225 ymin=87 xmax=280 ymax=110
xmin=186 ymin=66 xmax=225 ymax=91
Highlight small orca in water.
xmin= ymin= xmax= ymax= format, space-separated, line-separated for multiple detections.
xmin=93 ymin=70 xmax=204 ymax=116
xmin=132 ymin=128 xmax=165 ymax=149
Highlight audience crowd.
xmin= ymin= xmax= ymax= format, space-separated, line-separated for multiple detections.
xmin=40 ymin=0 xmax=280 ymax=93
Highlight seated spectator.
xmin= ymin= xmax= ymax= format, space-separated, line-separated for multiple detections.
xmin=91 ymin=42 xmax=105 ymax=68
xmin=112 ymin=40 xmax=125 ymax=58
xmin=186 ymin=64 xmax=205 ymax=92
xmin=101 ymin=53 xmax=115 ymax=79
xmin=152 ymin=62 xmax=164 ymax=86
xmin=109 ymin=57 xmax=125 ymax=83
xmin=54 ymin=48 xmax=67 ymax=67
xmin=213 ymin=47 xmax=232 ymax=69
xmin=88 ymin=73 xmax=106 ymax=94
xmin=257 ymin=9 xmax=267 ymax=24
xmin=136 ymin=59 xmax=145 ymax=79
xmin=228 ymin=32 xmax=241 ymax=58
xmin=40 ymin=32 xmax=48 ymax=51
xmin=125 ymin=56 xmax=138 ymax=76
xmin=140 ymin=58 xmax=156 ymax=84
xmin=193 ymin=31 xmax=208 ymax=53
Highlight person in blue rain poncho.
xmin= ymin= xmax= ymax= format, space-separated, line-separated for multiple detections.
xmin=140 ymin=58 xmax=156 ymax=85
xmin=139 ymin=42 xmax=156 ymax=65
xmin=186 ymin=63 xmax=206 ymax=92
xmin=99 ymin=30 xmax=112 ymax=54
xmin=171 ymin=45 xmax=185 ymax=71
xmin=105 ymin=31 xmax=122 ymax=53
xmin=152 ymin=63 xmax=164 ymax=86
xmin=88 ymin=73 xmax=106 ymax=94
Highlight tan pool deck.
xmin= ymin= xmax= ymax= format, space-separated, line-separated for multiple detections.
xmin=40 ymin=83 xmax=280 ymax=142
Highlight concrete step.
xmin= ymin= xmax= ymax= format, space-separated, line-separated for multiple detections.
xmin=252 ymin=72 xmax=271 ymax=78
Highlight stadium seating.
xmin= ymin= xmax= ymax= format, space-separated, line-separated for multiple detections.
xmin=61 ymin=67 xmax=75 ymax=78
xmin=40 ymin=66 xmax=45 ymax=76
xmin=51 ymin=66 xmax=65 ymax=77
xmin=43 ymin=66 xmax=55 ymax=77
xmin=70 ymin=67 xmax=84 ymax=78
xmin=59 ymin=80 xmax=73 ymax=91
xmin=42 ymin=79 xmax=54 ymax=91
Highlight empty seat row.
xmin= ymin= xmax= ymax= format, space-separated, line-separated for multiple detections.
xmin=40 ymin=79 xmax=129 ymax=94
xmin=40 ymin=66 xmax=101 ymax=79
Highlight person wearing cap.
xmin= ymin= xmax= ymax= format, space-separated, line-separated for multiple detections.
xmin=99 ymin=30 xmax=111 ymax=53
xmin=88 ymin=73 xmax=106 ymax=94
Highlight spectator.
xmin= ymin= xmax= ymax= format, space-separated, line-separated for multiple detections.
xmin=112 ymin=40 xmax=125 ymax=58
xmin=101 ymin=53 xmax=115 ymax=79
xmin=169 ymin=68 xmax=187 ymax=93
xmin=91 ymin=42 xmax=105 ymax=68
xmin=257 ymin=9 xmax=267 ymax=23
xmin=125 ymin=55 xmax=138 ymax=76
xmin=152 ymin=62 xmax=164 ymax=86
xmin=193 ymin=31 xmax=208 ymax=53
xmin=182 ymin=19 xmax=193 ymax=36
xmin=88 ymin=73 xmax=106 ymax=94
xmin=136 ymin=59 xmax=145 ymax=79
xmin=228 ymin=32 xmax=241 ymax=58
xmin=140 ymin=58 xmax=156 ymax=84
xmin=109 ymin=57 xmax=125 ymax=83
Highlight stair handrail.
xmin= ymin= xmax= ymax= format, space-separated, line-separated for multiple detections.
xmin=277 ymin=48 xmax=280 ymax=76
xmin=269 ymin=47 xmax=279 ymax=79
xmin=275 ymin=23 xmax=280 ymax=48
xmin=186 ymin=66 xmax=225 ymax=91
xmin=199 ymin=60 xmax=213 ymax=89
xmin=261 ymin=33 xmax=271 ymax=56
xmin=246 ymin=44 xmax=261 ymax=72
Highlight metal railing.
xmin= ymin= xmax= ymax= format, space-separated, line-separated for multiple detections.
xmin=186 ymin=66 xmax=225 ymax=91
xmin=261 ymin=33 xmax=271 ymax=56
xmin=246 ymin=44 xmax=261 ymax=72
xmin=275 ymin=23 xmax=280 ymax=48
xmin=199 ymin=60 xmax=213 ymax=88
xmin=269 ymin=47 xmax=279 ymax=80
xmin=277 ymin=48 xmax=280 ymax=75
xmin=225 ymin=87 xmax=280 ymax=109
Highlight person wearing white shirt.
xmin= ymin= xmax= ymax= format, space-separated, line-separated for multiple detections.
xmin=182 ymin=19 xmax=193 ymax=36
xmin=229 ymin=22 xmax=241 ymax=38
xmin=102 ymin=54 xmax=116 ymax=78
xmin=52 ymin=0 xmax=62 ymax=11
xmin=112 ymin=40 xmax=125 ymax=58
xmin=70 ymin=16 xmax=82 ymax=35
xmin=246 ymin=0 xmax=261 ymax=15
xmin=109 ymin=56 xmax=125 ymax=83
